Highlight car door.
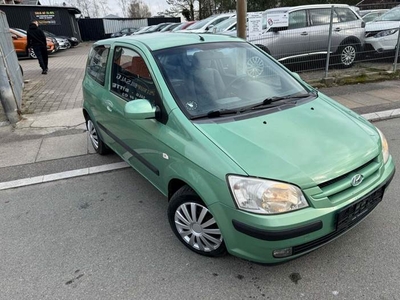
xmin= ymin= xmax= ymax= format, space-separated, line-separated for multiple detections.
xmin=83 ymin=44 xmax=112 ymax=144
xmin=308 ymin=8 xmax=341 ymax=53
xmin=267 ymin=9 xmax=309 ymax=60
xmin=101 ymin=44 xmax=170 ymax=189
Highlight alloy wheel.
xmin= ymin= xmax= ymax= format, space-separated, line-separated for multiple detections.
xmin=174 ymin=202 xmax=223 ymax=252
xmin=87 ymin=119 xmax=99 ymax=150
xmin=341 ymin=45 xmax=356 ymax=67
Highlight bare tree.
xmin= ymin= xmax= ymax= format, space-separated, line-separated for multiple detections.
xmin=127 ymin=0 xmax=151 ymax=18
xmin=164 ymin=0 xmax=196 ymax=20
xmin=118 ymin=0 xmax=131 ymax=17
xmin=66 ymin=0 xmax=109 ymax=18
xmin=75 ymin=0 xmax=91 ymax=17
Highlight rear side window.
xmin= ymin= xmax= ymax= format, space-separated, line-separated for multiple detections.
xmin=309 ymin=8 xmax=339 ymax=25
xmin=288 ymin=10 xmax=307 ymax=29
xmin=335 ymin=8 xmax=358 ymax=22
xmin=86 ymin=45 xmax=109 ymax=85
xmin=110 ymin=46 xmax=157 ymax=103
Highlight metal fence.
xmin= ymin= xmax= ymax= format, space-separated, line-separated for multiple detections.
xmin=246 ymin=5 xmax=400 ymax=78
xmin=0 ymin=10 xmax=23 ymax=125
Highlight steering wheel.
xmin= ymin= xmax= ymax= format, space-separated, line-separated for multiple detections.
xmin=224 ymin=76 xmax=248 ymax=97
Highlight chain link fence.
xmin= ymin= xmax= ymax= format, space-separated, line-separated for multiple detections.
xmin=0 ymin=10 xmax=23 ymax=125
xmin=247 ymin=5 xmax=400 ymax=79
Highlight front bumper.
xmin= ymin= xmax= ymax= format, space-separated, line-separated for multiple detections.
xmin=210 ymin=158 xmax=395 ymax=264
xmin=58 ymin=41 xmax=71 ymax=50
xmin=365 ymin=33 xmax=399 ymax=53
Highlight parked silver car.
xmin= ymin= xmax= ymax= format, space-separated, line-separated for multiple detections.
xmin=364 ymin=6 xmax=400 ymax=55
xmin=181 ymin=13 xmax=235 ymax=33
xmin=251 ymin=4 xmax=365 ymax=68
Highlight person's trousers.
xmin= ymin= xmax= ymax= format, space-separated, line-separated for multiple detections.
xmin=32 ymin=46 xmax=48 ymax=71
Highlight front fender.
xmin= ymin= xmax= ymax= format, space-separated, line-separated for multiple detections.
xmin=164 ymin=160 xmax=235 ymax=209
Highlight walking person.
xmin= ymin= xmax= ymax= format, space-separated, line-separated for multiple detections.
xmin=27 ymin=20 xmax=48 ymax=74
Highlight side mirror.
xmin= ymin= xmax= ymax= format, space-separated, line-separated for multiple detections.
xmin=291 ymin=72 xmax=302 ymax=81
xmin=124 ymin=99 xmax=156 ymax=120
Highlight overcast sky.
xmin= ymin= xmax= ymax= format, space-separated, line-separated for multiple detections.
xmin=41 ymin=0 xmax=171 ymax=17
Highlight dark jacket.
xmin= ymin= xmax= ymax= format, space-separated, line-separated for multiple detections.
xmin=27 ymin=23 xmax=47 ymax=48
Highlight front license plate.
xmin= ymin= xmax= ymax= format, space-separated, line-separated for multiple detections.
xmin=336 ymin=188 xmax=384 ymax=231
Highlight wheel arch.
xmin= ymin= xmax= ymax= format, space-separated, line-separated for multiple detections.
xmin=166 ymin=166 xmax=229 ymax=209
xmin=337 ymin=36 xmax=362 ymax=52
xmin=168 ymin=178 xmax=187 ymax=201
xmin=82 ymin=107 xmax=108 ymax=147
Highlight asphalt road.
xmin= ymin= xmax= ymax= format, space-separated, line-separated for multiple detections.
xmin=0 ymin=118 xmax=399 ymax=300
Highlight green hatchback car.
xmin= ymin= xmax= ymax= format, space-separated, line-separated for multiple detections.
xmin=82 ymin=33 xmax=395 ymax=264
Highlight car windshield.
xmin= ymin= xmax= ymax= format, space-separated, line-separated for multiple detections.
xmin=211 ymin=17 xmax=237 ymax=32
xmin=153 ymin=42 xmax=311 ymax=119
xmin=12 ymin=28 xmax=27 ymax=35
xmin=43 ymin=30 xmax=56 ymax=37
xmin=186 ymin=15 xmax=216 ymax=30
xmin=376 ymin=7 xmax=400 ymax=21
xmin=173 ymin=22 xmax=190 ymax=31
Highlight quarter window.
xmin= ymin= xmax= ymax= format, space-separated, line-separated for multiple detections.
xmin=86 ymin=45 xmax=109 ymax=85
xmin=111 ymin=47 xmax=157 ymax=103
xmin=335 ymin=8 xmax=358 ymax=22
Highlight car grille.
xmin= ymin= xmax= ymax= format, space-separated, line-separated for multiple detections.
xmin=313 ymin=156 xmax=381 ymax=203
xmin=292 ymin=186 xmax=384 ymax=255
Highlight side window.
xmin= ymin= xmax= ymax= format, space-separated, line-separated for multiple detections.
xmin=335 ymin=8 xmax=358 ymax=22
xmin=309 ymin=9 xmax=339 ymax=26
xmin=86 ymin=45 xmax=109 ymax=85
xmin=210 ymin=17 xmax=229 ymax=27
xmin=288 ymin=10 xmax=307 ymax=29
xmin=111 ymin=46 xmax=157 ymax=103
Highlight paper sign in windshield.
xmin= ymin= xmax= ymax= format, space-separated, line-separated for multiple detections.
xmin=266 ymin=13 xmax=288 ymax=28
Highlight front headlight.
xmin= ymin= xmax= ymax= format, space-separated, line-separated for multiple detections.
xmin=376 ymin=128 xmax=389 ymax=163
xmin=375 ymin=29 xmax=398 ymax=38
xmin=227 ymin=175 xmax=309 ymax=214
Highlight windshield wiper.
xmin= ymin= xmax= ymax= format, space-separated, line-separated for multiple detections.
xmin=251 ymin=92 xmax=317 ymax=110
xmin=191 ymin=109 xmax=241 ymax=120
xmin=190 ymin=91 xmax=317 ymax=120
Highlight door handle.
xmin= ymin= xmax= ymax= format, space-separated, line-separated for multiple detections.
xmin=334 ymin=28 xmax=342 ymax=32
xmin=300 ymin=32 xmax=308 ymax=36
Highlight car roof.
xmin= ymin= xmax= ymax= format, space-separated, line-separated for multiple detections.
xmin=94 ymin=32 xmax=243 ymax=51
xmin=265 ymin=4 xmax=352 ymax=14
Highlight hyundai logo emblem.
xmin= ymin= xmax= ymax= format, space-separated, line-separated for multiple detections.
xmin=351 ymin=174 xmax=364 ymax=187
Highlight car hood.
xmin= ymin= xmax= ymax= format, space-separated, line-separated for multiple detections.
xmin=193 ymin=98 xmax=379 ymax=188
xmin=366 ymin=21 xmax=400 ymax=31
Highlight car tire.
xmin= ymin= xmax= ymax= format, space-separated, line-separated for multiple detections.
xmin=28 ymin=48 xmax=36 ymax=59
xmin=86 ymin=118 xmax=110 ymax=155
xmin=337 ymin=43 xmax=358 ymax=68
xmin=168 ymin=185 xmax=226 ymax=257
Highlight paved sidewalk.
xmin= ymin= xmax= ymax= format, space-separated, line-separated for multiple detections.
xmin=0 ymin=42 xmax=400 ymax=187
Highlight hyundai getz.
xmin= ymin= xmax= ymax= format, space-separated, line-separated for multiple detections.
xmin=82 ymin=33 xmax=395 ymax=263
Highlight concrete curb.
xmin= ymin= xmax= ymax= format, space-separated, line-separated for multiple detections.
xmin=0 ymin=161 xmax=129 ymax=191
xmin=361 ymin=108 xmax=400 ymax=122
